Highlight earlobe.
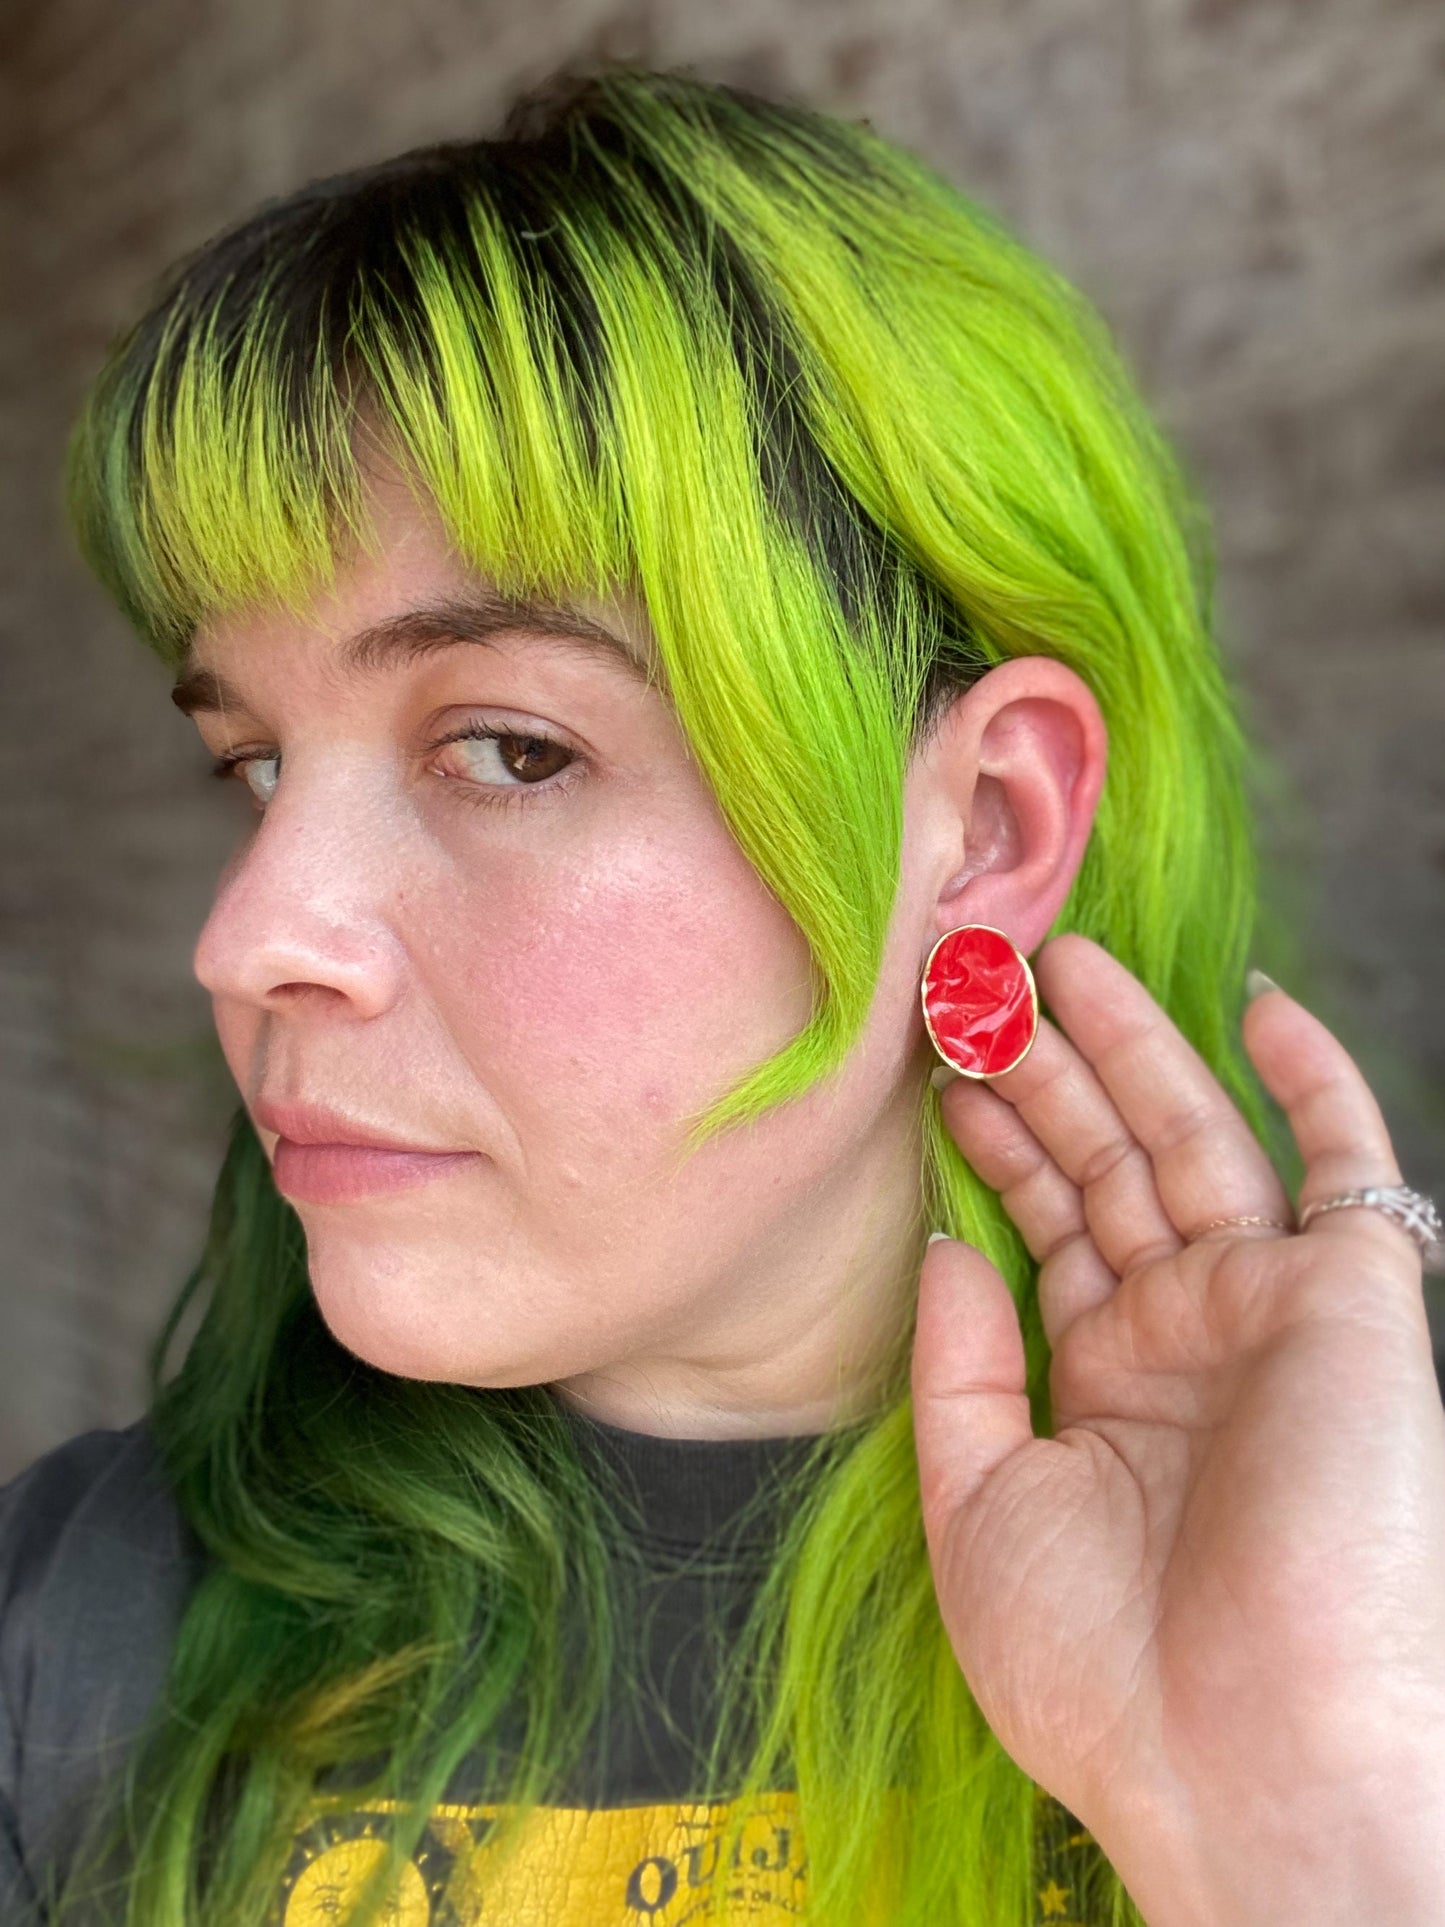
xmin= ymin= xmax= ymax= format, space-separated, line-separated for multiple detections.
xmin=928 ymin=659 xmax=1107 ymax=958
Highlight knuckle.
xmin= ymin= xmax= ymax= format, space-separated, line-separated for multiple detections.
xmin=1037 ymin=1221 xmax=1093 ymax=1267
xmin=1074 ymin=1131 xmax=1142 ymax=1193
xmin=1150 ymin=1098 xmax=1227 ymax=1163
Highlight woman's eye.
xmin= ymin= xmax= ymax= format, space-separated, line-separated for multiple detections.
xmin=210 ymin=752 xmax=280 ymax=809
xmin=433 ymin=725 xmax=576 ymax=794
xmin=207 ymin=727 xmax=577 ymax=813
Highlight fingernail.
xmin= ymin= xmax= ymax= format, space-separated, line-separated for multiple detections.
xmin=1245 ymin=968 xmax=1281 ymax=1001
xmin=927 ymin=1230 xmax=951 ymax=1245
xmin=929 ymin=1064 xmax=961 ymax=1090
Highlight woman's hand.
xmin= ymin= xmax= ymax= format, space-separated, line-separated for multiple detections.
xmin=911 ymin=932 xmax=1445 ymax=1927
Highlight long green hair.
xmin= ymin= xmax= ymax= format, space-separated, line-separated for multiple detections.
xmin=57 ymin=63 xmax=1284 ymax=1926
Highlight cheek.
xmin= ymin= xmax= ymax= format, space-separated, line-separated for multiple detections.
xmin=424 ymin=822 xmax=814 ymax=1130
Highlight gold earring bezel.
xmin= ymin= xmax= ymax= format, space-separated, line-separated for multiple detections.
xmin=920 ymin=922 xmax=1040 ymax=1080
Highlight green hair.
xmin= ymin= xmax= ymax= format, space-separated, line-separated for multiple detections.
xmin=56 ymin=62 xmax=1287 ymax=1926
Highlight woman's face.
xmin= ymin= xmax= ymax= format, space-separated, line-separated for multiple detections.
xmin=183 ymin=462 xmax=942 ymax=1436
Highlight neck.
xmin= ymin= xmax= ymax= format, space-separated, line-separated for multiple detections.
xmin=548 ymin=1108 xmax=927 ymax=1440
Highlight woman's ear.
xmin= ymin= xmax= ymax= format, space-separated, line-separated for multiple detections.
xmin=918 ymin=656 xmax=1108 ymax=958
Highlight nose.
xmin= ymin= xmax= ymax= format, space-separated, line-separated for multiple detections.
xmin=193 ymin=768 xmax=408 ymax=1019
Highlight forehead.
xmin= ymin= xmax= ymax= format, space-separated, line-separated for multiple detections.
xmin=175 ymin=467 xmax=658 ymax=716
xmin=173 ymin=588 xmax=654 ymax=718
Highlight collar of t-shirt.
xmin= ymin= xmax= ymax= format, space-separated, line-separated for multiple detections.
xmin=550 ymin=1397 xmax=868 ymax=1570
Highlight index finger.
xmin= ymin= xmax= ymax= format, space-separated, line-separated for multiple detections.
xmin=968 ymin=933 xmax=1293 ymax=1255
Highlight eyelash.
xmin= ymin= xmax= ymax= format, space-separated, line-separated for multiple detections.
xmin=208 ymin=723 xmax=582 ymax=814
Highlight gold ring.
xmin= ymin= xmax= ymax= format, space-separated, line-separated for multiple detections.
xmin=1189 ymin=1213 xmax=1294 ymax=1238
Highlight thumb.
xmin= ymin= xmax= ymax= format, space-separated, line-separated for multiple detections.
xmin=911 ymin=1232 xmax=1036 ymax=1558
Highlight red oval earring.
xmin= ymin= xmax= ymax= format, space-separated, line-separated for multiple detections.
xmin=920 ymin=924 xmax=1039 ymax=1080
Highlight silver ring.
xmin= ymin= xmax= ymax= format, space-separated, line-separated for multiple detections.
xmin=1298 ymin=1185 xmax=1445 ymax=1276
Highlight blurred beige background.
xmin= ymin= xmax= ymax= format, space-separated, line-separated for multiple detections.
xmin=2 ymin=0 xmax=1442 ymax=1482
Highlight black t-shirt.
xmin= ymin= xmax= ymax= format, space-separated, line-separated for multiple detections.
xmin=0 ymin=1412 xmax=1099 ymax=1924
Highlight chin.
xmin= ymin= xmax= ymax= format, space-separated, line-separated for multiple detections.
xmin=304 ymin=1265 xmax=566 ymax=1389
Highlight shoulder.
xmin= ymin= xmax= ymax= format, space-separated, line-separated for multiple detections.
xmin=0 ymin=1421 xmax=199 ymax=1635
xmin=0 ymin=1422 xmax=206 ymax=1891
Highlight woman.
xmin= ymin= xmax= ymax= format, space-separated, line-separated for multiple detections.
xmin=4 ymin=62 xmax=1443 ymax=1927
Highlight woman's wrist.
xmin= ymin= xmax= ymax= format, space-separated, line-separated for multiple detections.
xmin=1096 ymin=1769 xmax=1445 ymax=1927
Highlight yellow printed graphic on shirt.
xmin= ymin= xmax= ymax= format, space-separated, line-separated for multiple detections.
xmin=275 ymin=1788 xmax=1099 ymax=1926
xmin=277 ymin=1795 xmax=813 ymax=1925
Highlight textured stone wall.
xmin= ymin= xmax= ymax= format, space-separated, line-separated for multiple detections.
xmin=2 ymin=0 xmax=1442 ymax=1478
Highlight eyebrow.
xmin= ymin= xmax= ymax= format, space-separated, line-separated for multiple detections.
xmin=169 ymin=590 xmax=650 ymax=718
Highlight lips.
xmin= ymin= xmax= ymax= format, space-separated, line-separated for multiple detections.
xmin=270 ymin=1141 xmax=481 ymax=1204
xmin=252 ymin=1097 xmax=459 ymax=1151
xmin=252 ymin=1098 xmax=483 ymax=1203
